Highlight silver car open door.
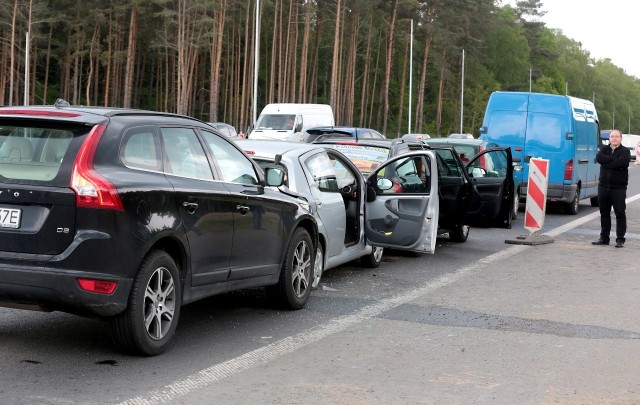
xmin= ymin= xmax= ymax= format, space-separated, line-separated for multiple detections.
xmin=364 ymin=151 xmax=439 ymax=253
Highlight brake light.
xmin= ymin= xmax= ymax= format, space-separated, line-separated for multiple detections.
xmin=564 ymin=159 xmax=574 ymax=180
xmin=244 ymin=150 xmax=255 ymax=155
xmin=71 ymin=124 xmax=124 ymax=210
xmin=0 ymin=109 xmax=80 ymax=118
xmin=77 ymin=278 xmax=117 ymax=294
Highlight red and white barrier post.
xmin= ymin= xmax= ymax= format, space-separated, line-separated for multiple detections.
xmin=524 ymin=157 xmax=549 ymax=233
xmin=635 ymin=140 xmax=640 ymax=166
xmin=506 ymin=157 xmax=554 ymax=245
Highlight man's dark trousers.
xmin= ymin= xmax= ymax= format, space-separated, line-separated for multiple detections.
xmin=598 ymin=186 xmax=627 ymax=243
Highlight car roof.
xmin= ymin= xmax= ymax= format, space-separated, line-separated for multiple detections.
xmin=237 ymin=139 xmax=324 ymax=158
xmin=425 ymin=138 xmax=492 ymax=146
xmin=0 ymin=104 xmax=201 ymax=125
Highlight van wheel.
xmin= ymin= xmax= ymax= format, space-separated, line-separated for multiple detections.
xmin=109 ymin=250 xmax=181 ymax=356
xmin=590 ymin=196 xmax=599 ymax=207
xmin=360 ymin=246 xmax=384 ymax=268
xmin=449 ymin=224 xmax=470 ymax=243
xmin=271 ymin=228 xmax=313 ymax=309
xmin=565 ymin=188 xmax=580 ymax=215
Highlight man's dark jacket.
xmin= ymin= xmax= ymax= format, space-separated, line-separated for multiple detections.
xmin=596 ymin=144 xmax=630 ymax=188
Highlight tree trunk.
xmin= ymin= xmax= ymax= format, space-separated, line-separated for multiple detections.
xmin=209 ymin=0 xmax=226 ymax=122
xmin=123 ymin=6 xmax=138 ymax=108
xmin=415 ymin=29 xmax=432 ymax=132
xmin=436 ymin=49 xmax=447 ymax=136
xmin=381 ymin=0 xmax=398 ymax=135
xmin=396 ymin=37 xmax=410 ymax=137
xmin=329 ymin=0 xmax=341 ymax=112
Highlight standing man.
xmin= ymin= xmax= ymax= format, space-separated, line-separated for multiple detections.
xmin=592 ymin=129 xmax=631 ymax=247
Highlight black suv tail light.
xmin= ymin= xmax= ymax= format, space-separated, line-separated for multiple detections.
xmin=71 ymin=124 xmax=124 ymax=210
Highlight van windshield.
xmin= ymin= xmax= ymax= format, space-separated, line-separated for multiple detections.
xmin=255 ymin=114 xmax=296 ymax=131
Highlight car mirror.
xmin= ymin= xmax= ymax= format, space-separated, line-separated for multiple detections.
xmin=377 ymin=178 xmax=393 ymax=190
xmin=468 ymin=167 xmax=486 ymax=178
xmin=265 ymin=167 xmax=285 ymax=186
xmin=479 ymin=126 xmax=487 ymax=134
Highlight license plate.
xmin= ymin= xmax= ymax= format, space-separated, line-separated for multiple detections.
xmin=0 ymin=207 xmax=21 ymax=229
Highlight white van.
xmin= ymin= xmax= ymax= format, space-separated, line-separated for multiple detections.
xmin=621 ymin=134 xmax=640 ymax=160
xmin=249 ymin=103 xmax=334 ymax=141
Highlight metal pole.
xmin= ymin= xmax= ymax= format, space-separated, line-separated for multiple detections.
xmin=408 ymin=19 xmax=413 ymax=135
xmin=529 ymin=68 xmax=532 ymax=93
xmin=24 ymin=32 xmax=30 ymax=105
xmin=460 ymin=49 xmax=465 ymax=134
xmin=629 ymin=105 xmax=631 ymax=133
xmin=253 ymin=0 xmax=260 ymax=127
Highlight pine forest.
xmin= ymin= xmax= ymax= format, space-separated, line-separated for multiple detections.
xmin=2 ymin=0 xmax=640 ymax=137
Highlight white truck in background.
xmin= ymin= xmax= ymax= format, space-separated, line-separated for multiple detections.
xmin=621 ymin=134 xmax=639 ymax=160
xmin=248 ymin=103 xmax=334 ymax=141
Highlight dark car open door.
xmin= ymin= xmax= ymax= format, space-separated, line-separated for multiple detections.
xmin=464 ymin=147 xmax=514 ymax=228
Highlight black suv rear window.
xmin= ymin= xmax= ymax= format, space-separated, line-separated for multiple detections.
xmin=0 ymin=124 xmax=80 ymax=182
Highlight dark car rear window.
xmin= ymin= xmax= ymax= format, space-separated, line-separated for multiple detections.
xmin=0 ymin=124 xmax=85 ymax=183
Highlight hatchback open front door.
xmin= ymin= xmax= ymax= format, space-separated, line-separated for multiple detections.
xmin=364 ymin=151 xmax=439 ymax=254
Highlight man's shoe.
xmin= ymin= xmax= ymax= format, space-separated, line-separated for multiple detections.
xmin=615 ymin=241 xmax=624 ymax=248
xmin=592 ymin=239 xmax=609 ymax=246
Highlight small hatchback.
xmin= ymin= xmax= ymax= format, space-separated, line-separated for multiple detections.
xmin=0 ymin=103 xmax=317 ymax=355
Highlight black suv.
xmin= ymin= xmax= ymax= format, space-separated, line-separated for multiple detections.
xmin=0 ymin=104 xmax=317 ymax=355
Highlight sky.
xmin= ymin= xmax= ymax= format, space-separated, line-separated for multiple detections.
xmin=508 ymin=0 xmax=640 ymax=78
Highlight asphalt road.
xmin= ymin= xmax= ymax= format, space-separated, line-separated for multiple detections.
xmin=1 ymin=166 xmax=639 ymax=404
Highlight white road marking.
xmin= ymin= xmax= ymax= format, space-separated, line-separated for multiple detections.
xmin=119 ymin=193 xmax=640 ymax=405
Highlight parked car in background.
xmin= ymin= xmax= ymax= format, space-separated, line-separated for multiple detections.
xmin=300 ymin=126 xmax=385 ymax=143
xmin=0 ymin=103 xmax=318 ymax=356
xmin=315 ymin=138 xmax=515 ymax=242
xmin=448 ymin=133 xmax=475 ymax=139
xmin=207 ymin=122 xmax=241 ymax=139
xmin=401 ymin=133 xmax=430 ymax=142
xmin=425 ymin=137 xmax=519 ymax=219
xmin=238 ymin=140 xmax=384 ymax=287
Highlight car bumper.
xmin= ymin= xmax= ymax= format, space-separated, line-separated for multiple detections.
xmin=0 ymin=263 xmax=132 ymax=317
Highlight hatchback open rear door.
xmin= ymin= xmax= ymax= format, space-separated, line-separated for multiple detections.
xmin=364 ymin=151 xmax=439 ymax=254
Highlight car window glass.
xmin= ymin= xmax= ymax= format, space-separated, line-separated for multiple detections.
xmin=432 ymin=149 xmax=462 ymax=177
xmin=375 ymin=155 xmax=431 ymax=194
xmin=323 ymin=144 xmax=390 ymax=174
xmin=200 ymin=130 xmax=259 ymax=185
xmin=160 ymin=127 xmax=213 ymax=180
xmin=121 ymin=127 xmax=161 ymax=171
xmin=328 ymin=155 xmax=356 ymax=188
xmin=304 ymin=152 xmax=339 ymax=192
xmin=0 ymin=125 xmax=75 ymax=182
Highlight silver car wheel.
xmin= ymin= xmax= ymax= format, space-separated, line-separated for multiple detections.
xmin=372 ymin=246 xmax=384 ymax=263
xmin=291 ymin=239 xmax=312 ymax=298
xmin=312 ymin=246 xmax=324 ymax=289
xmin=144 ymin=266 xmax=176 ymax=341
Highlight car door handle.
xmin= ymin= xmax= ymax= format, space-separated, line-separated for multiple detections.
xmin=182 ymin=202 xmax=198 ymax=214
xmin=236 ymin=205 xmax=251 ymax=215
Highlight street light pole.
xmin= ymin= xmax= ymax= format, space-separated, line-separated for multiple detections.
xmin=460 ymin=49 xmax=465 ymax=134
xmin=408 ymin=19 xmax=413 ymax=135
xmin=253 ymin=0 xmax=260 ymax=127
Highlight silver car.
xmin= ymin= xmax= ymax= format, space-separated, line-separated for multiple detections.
xmin=239 ymin=140 xmax=384 ymax=287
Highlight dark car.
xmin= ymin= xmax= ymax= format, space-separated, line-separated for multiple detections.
xmin=315 ymin=138 xmax=515 ymax=242
xmin=426 ymin=137 xmax=519 ymax=218
xmin=0 ymin=104 xmax=317 ymax=355
xmin=207 ymin=122 xmax=241 ymax=139
xmin=299 ymin=126 xmax=385 ymax=143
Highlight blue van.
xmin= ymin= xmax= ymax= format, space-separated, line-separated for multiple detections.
xmin=479 ymin=91 xmax=600 ymax=214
